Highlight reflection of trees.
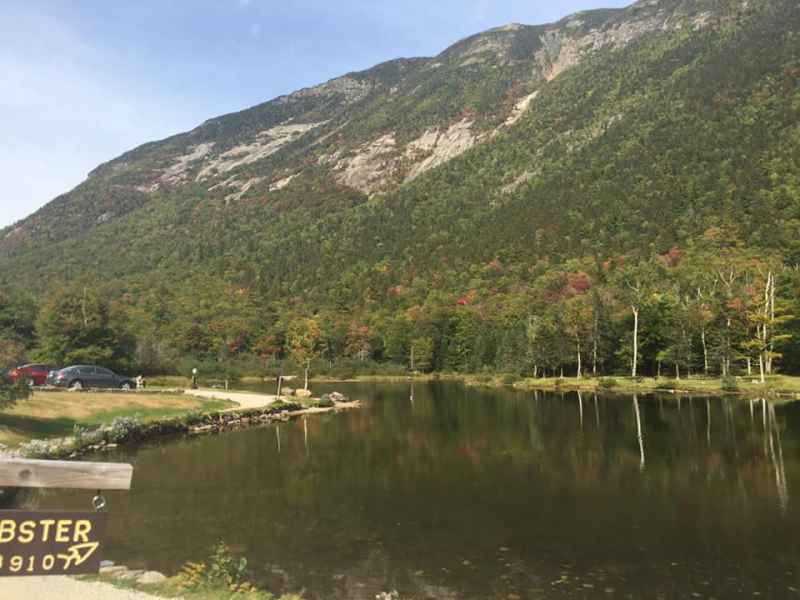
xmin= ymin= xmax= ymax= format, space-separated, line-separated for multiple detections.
xmin=765 ymin=400 xmax=789 ymax=512
xmin=31 ymin=383 xmax=798 ymax=599
xmin=0 ymin=486 xmax=41 ymax=509
xmin=633 ymin=395 xmax=645 ymax=471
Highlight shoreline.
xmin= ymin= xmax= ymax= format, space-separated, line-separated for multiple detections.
xmin=311 ymin=372 xmax=800 ymax=400
xmin=146 ymin=372 xmax=800 ymax=400
xmin=7 ymin=396 xmax=361 ymax=461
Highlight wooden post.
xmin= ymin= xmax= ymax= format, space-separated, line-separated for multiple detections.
xmin=0 ymin=459 xmax=133 ymax=491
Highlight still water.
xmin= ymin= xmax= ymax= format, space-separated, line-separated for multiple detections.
xmin=37 ymin=382 xmax=800 ymax=599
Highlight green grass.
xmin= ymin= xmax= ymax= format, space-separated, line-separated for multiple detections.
xmin=0 ymin=391 xmax=235 ymax=446
xmin=513 ymin=375 xmax=800 ymax=398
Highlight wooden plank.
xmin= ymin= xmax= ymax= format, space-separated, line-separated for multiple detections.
xmin=0 ymin=459 xmax=133 ymax=490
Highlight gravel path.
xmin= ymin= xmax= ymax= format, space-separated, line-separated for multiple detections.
xmin=0 ymin=576 xmax=167 ymax=599
xmin=183 ymin=388 xmax=279 ymax=410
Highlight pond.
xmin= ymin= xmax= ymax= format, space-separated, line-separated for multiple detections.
xmin=34 ymin=382 xmax=800 ymax=599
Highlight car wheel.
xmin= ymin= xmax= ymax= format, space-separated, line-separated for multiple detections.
xmin=70 ymin=380 xmax=84 ymax=391
xmin=121 ymin=382 xmax=132 ymax=391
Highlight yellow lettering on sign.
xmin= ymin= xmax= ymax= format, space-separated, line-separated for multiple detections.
xmin=9 ymin=556 xmax=22 ymax=572
xmin=73 ymin=520 xmax=92 ymax=543
xmin=39 ymin=519 xmax=55 ymax=542
xmin=17 ymin=521 xmax=36 ymax=544
xmin=55 ymin=520 xmax=72 ymax=543
xmin=42 ymin=554 xmax=55 ymax=571
xmin=0 ymin=521 xmax=15 ymax=544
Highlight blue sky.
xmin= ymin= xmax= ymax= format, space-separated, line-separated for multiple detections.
xmin=0 ymin=0 xmax=631 ymax=228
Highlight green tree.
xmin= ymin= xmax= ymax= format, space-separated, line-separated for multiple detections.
xmin=410 ymin=337 xmax=434 ymax=373
xmin=0 ymin=378 xmax=30 ymax=410
xmin=287 ymin=317 xmax=322 ymax=389
xmin=35 ymin=286 xmax=130 ymax=368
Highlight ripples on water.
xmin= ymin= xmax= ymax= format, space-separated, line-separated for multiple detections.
xmin=35 ymin=382 xmax=800 ymax=599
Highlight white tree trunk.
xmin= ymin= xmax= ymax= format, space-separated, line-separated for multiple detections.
xmin=631 ymin=306 xmax=640 ymax=378
xmin=576 ymin=338 xmax=582 ymax=379
xmin=701 ymin=328 xmax=709 ymax=375
xmin=592 ymin=314 xmax=599 ymax=376
xmin=764 ymin=271 xmax=775 ymax=375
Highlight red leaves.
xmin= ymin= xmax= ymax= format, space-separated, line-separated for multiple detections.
xmin=457 ymin=290 xmax=478 ymax=306
xmin=566 ymin=272 xmax=592 ymax=296
xmin=660 ymin=246 xmax=682 ymax=268
xmin=727 ymin=297 xmax=746 ymax=313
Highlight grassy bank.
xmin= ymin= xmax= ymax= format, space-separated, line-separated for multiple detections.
xmin=0 ymin=390 xmax=234 ymax=446
xmin=508 ymin=374 xmax=800 ymax=398
xmin=85 ymin=541 xmax=303 ymax=600
xmin=310 ymin=370 xmax=800 ymax=399
xmin=143 ymin=370 xmax=800 ymax=399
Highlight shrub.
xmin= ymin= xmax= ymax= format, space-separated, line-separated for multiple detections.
xmin=721 ymin=375 xmax=738 ymax=392
xmin=177 ymin=541 xmax=256 ymax=595
xmin=108 ymin=416 xmax=142 ymax=443
xmin=314 ymin=395 xmax=335 ymax=408
xmin=598 ymin=378 xmax=618 ymax=389
xmin=501 ymin=374 xmax=516 ymax=385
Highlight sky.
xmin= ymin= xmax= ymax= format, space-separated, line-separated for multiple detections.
xmin=0 ymin=0 xmax=631 ymax=229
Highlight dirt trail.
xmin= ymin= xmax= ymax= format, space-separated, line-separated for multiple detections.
xmin=183 ymin=388 xmax=279 ymax=410
xmin=0 ymin=576 xmax=168 ymax=600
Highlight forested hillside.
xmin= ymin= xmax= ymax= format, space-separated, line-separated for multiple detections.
xmin=2 ymin=0 xmax=799 ymax=380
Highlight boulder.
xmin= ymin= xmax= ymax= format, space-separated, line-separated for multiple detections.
xmin=118 ymin=569 xmax=146 ymax=581
xmin=137 ymin=571 xmax=168 ymax=585
xmin=295 ymin=389 xmax=312 ymax=399
xmin=329 ymin=392 xmax=349 ymax=403
xmin=282 ymin=387 xmax=295 ymax=397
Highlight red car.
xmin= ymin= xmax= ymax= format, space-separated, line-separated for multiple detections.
xmin=7 ymin=364 xmax=57 ymax=387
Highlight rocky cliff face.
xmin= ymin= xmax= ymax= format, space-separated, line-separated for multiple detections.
xmin=100 ymin=0 xmax=747 ymax=207
xmin=4 ymin=1 xmax=752 ymax=240
xmin=0 ymin=0 xmax=780 ymax=292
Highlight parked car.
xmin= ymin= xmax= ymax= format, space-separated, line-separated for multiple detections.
xmin=47 ymin=366 xmax=136 ymax=390
xmin=7 ymin=363 xmax=58 ymax=386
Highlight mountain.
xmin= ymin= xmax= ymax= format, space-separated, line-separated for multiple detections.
xmin=2 ymin=0 xmax=799 ymax=375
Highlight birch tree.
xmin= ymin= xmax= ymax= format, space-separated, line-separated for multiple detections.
xmin=614 ymin=259 xmax=660 ymax=378
xmin=742 ymin=270 xmax=792 ymax=384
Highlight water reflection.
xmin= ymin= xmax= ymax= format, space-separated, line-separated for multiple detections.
xmin=35 ymin=383 xmax=800 ymax=599
xmin=633 ymin=394 xmax=645 ymax=471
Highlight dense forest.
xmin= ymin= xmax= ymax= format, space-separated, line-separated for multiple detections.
xmin=1 ymin=0 xmax=799 ymax=381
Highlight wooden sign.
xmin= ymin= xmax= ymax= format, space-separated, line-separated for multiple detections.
xmin=0 ymin=511 xmax=107 ymax=576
